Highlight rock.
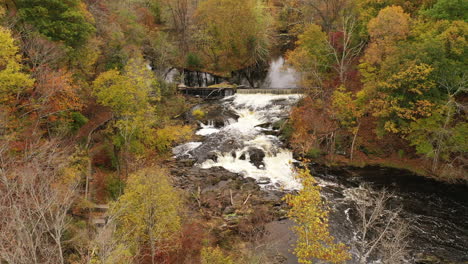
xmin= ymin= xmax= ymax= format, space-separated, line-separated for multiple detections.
xmin=179 ymin=159 xmax=196 ymax=167
xmin=239 ymin=153 xmax=246 ymax=160
xmin=207 ymin=152 xmax=218 ymax=162
xmin=257 ymin=177 xmax=271 ymax=185
xmin=248 ymin=148 xmax=265 ymax=168
xmin=255 ymin=122 xmax=272 ymax=129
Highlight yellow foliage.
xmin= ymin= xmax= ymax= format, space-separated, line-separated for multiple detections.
xmin=155 ymin=125 xmax=194 ymax=152
xmin=201 ymin=247 xmax=235 ymax=264
xmin=285 ymin=168 xmax=350 ymax=264
xmin=364 ymin=6 xmax=410 ymax=65
xmin=192 ymin=108 xmax=206 ymax=120
xmin=0 ymin=26 xmax=34 ymax=103
xmin=110 ymin=168 xmax=183 ymax=256
xmin=195 ymin=0 xmax=272 ymax=72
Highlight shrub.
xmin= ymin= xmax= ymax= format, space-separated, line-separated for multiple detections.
xmin=201 ymin=247 xmax=235 ymax=264
xmin=192 ymin=108 xmax=206 ymax=120
xmin=155 ymin=125 xmax=193 ymax=152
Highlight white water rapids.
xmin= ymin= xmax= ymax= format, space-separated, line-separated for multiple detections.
xmin=172 ymin=93 xmax=468 ymax=263
xmin=173 ymin=93 xmax=303 ymax=190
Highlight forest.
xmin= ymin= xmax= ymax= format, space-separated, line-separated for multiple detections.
xmin=0 ymin=0 xmax=466 ymax=263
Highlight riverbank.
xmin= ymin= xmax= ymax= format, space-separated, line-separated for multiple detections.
xmin=171 ymin=93 xmax=467 ymax=263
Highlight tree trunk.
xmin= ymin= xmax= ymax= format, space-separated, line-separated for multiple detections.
xmin=350 ymin=122 xmax=360 ymax=161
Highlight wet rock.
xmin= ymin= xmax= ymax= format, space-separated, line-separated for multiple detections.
xmin=255 ymin=122 xmax=272 ymax=129
xmin=248 ymin=148 xmax=265 ymax=168
xmin=179 ymin=159 xmax=196 ymax=167
xmin=207 ymin=152 xmax=218 ymax=162
xmin=239 ymin=153 xmax=246 ymax=160
xmin=257 ymin=177 xmax=271 ymax=185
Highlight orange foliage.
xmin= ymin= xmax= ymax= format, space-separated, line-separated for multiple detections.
xmin=365 ymin=6 xmax=410 ymax=65
xmin=34 ymin=68 xmax=83 ymax=121
xmin=290 ymin=97 xmax=337 ymax=154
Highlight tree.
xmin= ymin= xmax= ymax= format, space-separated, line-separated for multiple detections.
xmin=93 ymin=56 xmax=159 ymax=179
xmin=201 ymin=247 xmax=235 ymax=264
xmin=285 ymin=168 xmax=350 ymax=264
xmin=421 ymin=0 xmax=468 ymax=21
xmin=363 ymin=5 xmax=410 ymax=66
xmin=110 ymin=168 xmax=183 ymax=264
xmin=328 ymin=13 xmax=365 ymax=84
xmin=0 ymin=26 xmax=34 ymax=138
xmin=352 ymin=187 xmax=409 ymax=264
xmin=159 ymin=0 xmax=197 ymax=56
xmin=332 ymin=86 xmax=366 ymax=160
xmin=16 ymin=0 xmax=95 ymax=48
xmin=0 ymin=140 xmax=83 ymax=264
xmin=194 ymin=0 xmax=272 ymax=73
xmin=407 ymin=72 xmax=467 ymax=174
xmin=370 ymin=62 xmax=437 ymax=135
xmin=286 ymin=24 xmax=333 ymax=97
xmin=0 ymin=26 xmax=34 ymax=104
xmin=280 ymin=0 xmax=353 ymax=33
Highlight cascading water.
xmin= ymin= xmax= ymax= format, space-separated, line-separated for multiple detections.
xmin=171 ymin=56 xmax=467 ymax=263
xmin=173 ymin=93 xmax=468 ymax=263
xmin=174 ymin=93 xmax=303 ymax=190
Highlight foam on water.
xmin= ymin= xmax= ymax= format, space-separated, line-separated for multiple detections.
xmin=196 ymin=121 xmax=220 ymax=136
xmin=175 ymin=93 xmax=303 ymax=190
xmin=172 ymin=142 xmax=202 ymax=158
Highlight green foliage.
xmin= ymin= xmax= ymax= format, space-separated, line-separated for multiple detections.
xmin=286 ymin=24 xmax=333 ymax=91
xmin=106 ymin=174 xmax=124 ymax=201
xmin=110 ymin=168 xmax=183 ymax=256
xmin=408 ymin=106 xmax=467 ymax=162
xmin=421 ymin=0 xmax=468 ymax=21
xmin=285 ymin=168 xmax=350 ymax=264
xmin=16 ymin=0 xmax=95 ymax=48
xmin=93 ymin=55 xmax=160 ymax=155
xmin=305 ymin=147 xmax=322 ymax=159
xmin=186 ymin=53 xmax=203 ymax=69
xmin=201 ymin=247 xmax=235 ymax=264
xmin=70 ymin=111 xmax=89 ymax=132
xmin=398 ymin=149 xmax=405 ymax=159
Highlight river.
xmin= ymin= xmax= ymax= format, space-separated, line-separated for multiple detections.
xmin=171 ymin=58 xmax=468 ymax=263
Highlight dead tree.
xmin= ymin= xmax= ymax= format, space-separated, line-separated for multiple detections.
xmin=0 ymin=140 xmax=80 ymax=264
xmin=352 ymin=186 xmax=410 ymax=264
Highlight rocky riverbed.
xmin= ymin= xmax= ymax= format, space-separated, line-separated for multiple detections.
xmin=170 ymin=93 xmax=468 ymax=264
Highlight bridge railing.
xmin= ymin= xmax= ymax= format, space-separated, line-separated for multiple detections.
xmin=236 ymin=88 xmax=304 ymax=94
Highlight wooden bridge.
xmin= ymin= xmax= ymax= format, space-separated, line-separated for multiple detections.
xmin=178 ymin=84 xmax=304 ymax=98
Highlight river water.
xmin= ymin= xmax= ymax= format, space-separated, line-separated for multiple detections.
xmin=171 ymin=58 xmax=468 ymax=263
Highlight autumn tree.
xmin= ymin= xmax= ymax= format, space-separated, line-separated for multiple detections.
xmin=0 ymin=26 xmax=34 ymax=138
xmin=332 ymin=86 xmax=366 ymax=160
xmin=93 ymin=55 xmax=159 ymax=178
xmin=0 ymin=140 xmax=84 ymax=264
xmin=286 ymin=24 xmax=333 ymax=97
xmin=280 ymin=0 xmax=353 ymax=34
xmin=110 ymin=168 xmax=183 ymax=264
xmin=201 ymin=247 xmax=235 ymax=264
xmin=194 ymin=0 xmax=272 ymax=73
xmin=285 ymin=168 xmax=350 ymax=264
xmin=0 ymin=26 xmax=34 ymax=104
xmin=159 ymin=0 xmax=197 ymax=56
xmin=363 ymin=5 xmax=410 ymax=66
